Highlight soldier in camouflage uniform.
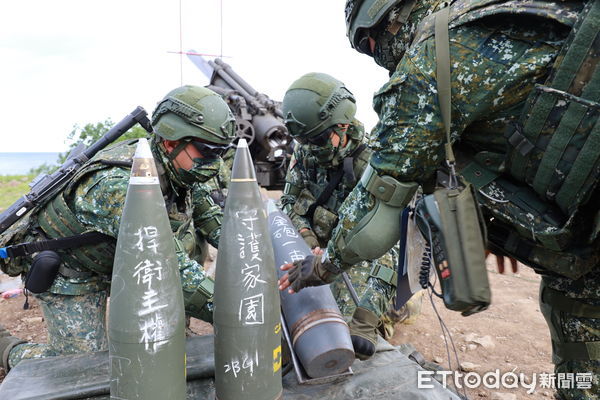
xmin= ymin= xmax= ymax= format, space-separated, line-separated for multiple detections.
xmin=0 ymin=85 xmax=236 ymax=371
xmin=279 ymin=72 xmax=422 ymax=360
xmin=278 ymin=0 xmax=600 ymax=398
xmin=204 ymin=148 xmax=233 ymax=210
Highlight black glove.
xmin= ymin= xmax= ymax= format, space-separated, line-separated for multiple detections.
xmin=287 ymin=255 xmax=340 ymax=293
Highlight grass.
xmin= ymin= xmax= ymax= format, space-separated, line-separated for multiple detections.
xmin=0 ymin=175 xmax=34 ymax=212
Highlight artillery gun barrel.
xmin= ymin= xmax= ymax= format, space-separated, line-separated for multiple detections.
xmin=214 ymin=58 xmax=259 ymax=99
xmin=213 ymin=59 xmax=284 ymax=118
xmin=208 ymin=60 xmax=264 ymax=112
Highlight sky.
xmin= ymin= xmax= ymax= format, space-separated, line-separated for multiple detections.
xmin=0 ymin=0 xmax=390 ymax=153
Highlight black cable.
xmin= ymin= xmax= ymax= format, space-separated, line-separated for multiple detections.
xmin=428 ymin=287 xmax=469 ymax=400
xmin=281 ymin=362 xmax=294 ymax=377
xmin=419 ymin=209 xmax=469 ymax=400
xmin=415 ymin=207 xmax=443 ymax=301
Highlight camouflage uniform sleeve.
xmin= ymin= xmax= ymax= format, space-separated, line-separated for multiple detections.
xmin=218 ymin=157 xmax=231 ymax=189
xmin=369 ymin=54 xmax=448 ymax=183
xmin=327 ymin=40 xmax=447 ymax=269
xmin=176 ymin=242 xmax=215 ymax=322
xmin=191 ymin=183 xmax=223 ymax=248
xmin=72 ymin=168 xmax=129 ymax=237
xmin=328 ymin=22 xmax=562 ymax=269
xmin=73 ymin=168 xmax=215 ymax=311
xmin=278 ymin=147 xmax=312 ymax=232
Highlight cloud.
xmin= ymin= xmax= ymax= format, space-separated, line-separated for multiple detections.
xmin=2 ymin=1 xmax=388 ymax=153
xmin=0 ymin=35 xmax=92 ymax=59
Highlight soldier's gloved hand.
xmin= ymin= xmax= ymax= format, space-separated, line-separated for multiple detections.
xmin=348 ymin=307 xmax=381 ymax=360
xmin=279 ymin=253 xmax=340 ymax=293
xmin=300 ymin=228 xmax=320 ymax=249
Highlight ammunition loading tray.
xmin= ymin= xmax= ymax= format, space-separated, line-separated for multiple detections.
xmin=0 ymin=335 xmax=459 ymax=399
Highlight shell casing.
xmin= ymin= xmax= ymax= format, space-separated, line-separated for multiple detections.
xmin=266 ymin=201 xmax=354 ymax=378
xmin=108 ymin=138 xmax=186 ymax=400
xmin=213 ymin=139 xmax=282 ymax=400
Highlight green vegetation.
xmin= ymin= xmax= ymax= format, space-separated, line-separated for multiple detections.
xmin=28 ymin=118 xmax=149 ymax=175
xmin=1 ymin=117 xmax=149 ymax=213
xmin=64 ymin=118 xmax=149 ymax=157
xmin=0 ymin=175 xmax=34 ymax=212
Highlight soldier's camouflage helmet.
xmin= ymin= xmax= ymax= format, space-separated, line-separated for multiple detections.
xmin=151 ymin=85 xmax=236 ymax=145
xmin=345 ymin=0 xmax=403 ymax=54
xmin=282 ymin=73 xmax=356 ymax=142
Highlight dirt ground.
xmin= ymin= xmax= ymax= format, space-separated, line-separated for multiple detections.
xmin=393 ymin=260 xmax=555 ymax=400
xmin=0 ymin=256 xmax=555 ymax=399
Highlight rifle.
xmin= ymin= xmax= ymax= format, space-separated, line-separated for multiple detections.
xmin=187 ymin=52 xmax=293 ymax=189
xmin=0 ymin=106 xmax=153 ymax=235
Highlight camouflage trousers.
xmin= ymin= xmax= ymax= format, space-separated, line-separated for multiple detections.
xmin=540 ymin=267 xmax=600 ymax=400
xmin=8 ymin=291 xmax=108 ymax=368
xmin=8 ymin=261 xmax=214 ymax=368
xmin=330 ymin=246 xmax=397 ymax=319
xmin=329 ymin=245 xmax=423 ymax=338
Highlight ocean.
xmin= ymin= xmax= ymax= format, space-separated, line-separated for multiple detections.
xmin=0 ymin=152 xmax=61 ymax=175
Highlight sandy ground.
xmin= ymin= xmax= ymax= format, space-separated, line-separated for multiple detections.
xmin=0 ymin=257 xmax=556 ymax=399
xmin=393 ymin=261 xmax=555 ymax=400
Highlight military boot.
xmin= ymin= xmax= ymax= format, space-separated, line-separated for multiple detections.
xmin=0 ymin=323 xmax=25 ymax=371
xmin=380 ymin=290 xmax=425 ymax=339
xmin=348 ymin=307 xmax=381 ymax=360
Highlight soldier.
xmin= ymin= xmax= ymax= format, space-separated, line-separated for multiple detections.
xmin=279 ymin=1 xmax=599 ymax=399
xmin=0 ymin=85 xmax=235 ymax=371
xmin=279 ymin=72 xmax=421 ymax=360
xmin=204 ymin=149 xmax=233 ymax=210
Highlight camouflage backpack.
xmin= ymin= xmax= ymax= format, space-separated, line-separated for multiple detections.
xmin=0 ymin=140 xmax=138 ymax=277
xmin=0 ymin=210 xmax=37 ymax=276
xmin=457 ymin=0 xmax=600 ymax=279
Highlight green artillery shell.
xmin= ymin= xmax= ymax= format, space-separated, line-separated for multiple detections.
xmin=109 ymin=138 xmax=186 ymax=400
xmin=266 ymin=201 xmax=354 ymax=378
xmin=213 ymin=139 xmax=282 ymax=400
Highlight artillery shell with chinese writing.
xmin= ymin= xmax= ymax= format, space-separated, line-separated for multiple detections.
xmin=108 ymin=138 xmax=186 ymax=400
xmin=213 ymin=139 xmax=282 ymax=400
xmin=266 ymin=201 xmax=354 ymax=378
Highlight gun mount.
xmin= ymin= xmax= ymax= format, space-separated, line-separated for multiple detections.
xmin=187 ymin=52 xmax=293 ymax=190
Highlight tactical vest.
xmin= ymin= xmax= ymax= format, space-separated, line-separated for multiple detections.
xmin=0 ymin=140 xmax=203 ymax=280
xmin=292 ymin=142 xmax=371 ymax=243
xmin=419 ymin=0 xmax=599 ymax=279
xmin=34 ymin=141 xmax=137 ymax=278
xmin=412 ymin=0 xmax=584 ymax=46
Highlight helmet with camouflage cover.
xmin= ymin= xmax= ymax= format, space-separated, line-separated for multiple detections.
xmin=282 ymin=72 xmax=356 ymax=143
xmin=150 ymin=85 xmax=236 ymax=189
xmin=346 ymin=0 xmax=428 ymax=71
xmin=151 ymin=85 xmax=236 ymax=145
xmin=345 ymin=0 xmax=403 ymax=54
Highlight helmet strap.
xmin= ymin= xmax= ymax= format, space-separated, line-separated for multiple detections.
xmin=153 ymin=158 xmax=171 ymax=196
xmin=387 ymin=0 xmax=418 ymax=35
xmin=165 ymin=140 xmax=190 ymax=161
xmin=151 ymin=139 xmax=184 ymax=193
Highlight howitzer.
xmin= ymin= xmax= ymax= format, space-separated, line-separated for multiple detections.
xmin=187 ymin=51 xmax=293 ymax=189
xmin=0 ymin=107 xmax=153 ymax=235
